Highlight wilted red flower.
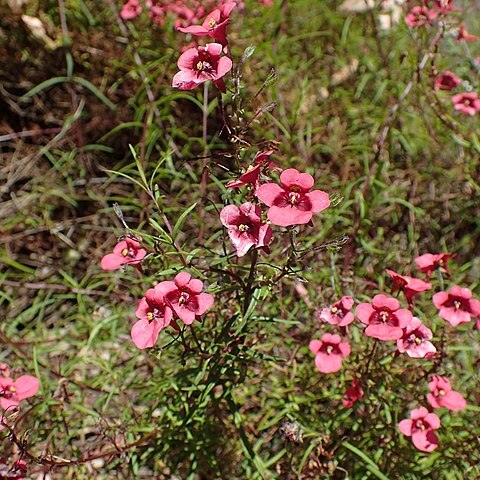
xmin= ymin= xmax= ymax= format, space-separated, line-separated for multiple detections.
xmin=433 ymin=0 xmax=455 ymax=14
xmin=318 ymin=296 xmax=355 ymax=327
xmin=226 ymin=150 xmax=274 ymax=190
xmin=309 ymin=334 xmax=350 ymax=374
xmin=0 ymin=364 xmax=10 ymax=378
xmin=0 ymin=459 xmax=27 ymax=480
xmin=256 ymin=168 xmax=330 ymax=227
xmin=457 ymin=22 xmax=478 ymax=42
xmin=342 ymin=378 xmax=364 ymax=408
xmin=177 ymin=1 xmax=236 ymax=47
xmin=356 ymin=294 xmax=413 ymax=340
xmin=405 ymin=6 xmax=437 ymax=27
xmin=427 ymin=376 xmax=466 ymax=411
xmin=451 ymin=92 xmax=480 ymax=116
xmin=131 ymin=288 xmax=174 ymax=349
xmin=220 ymin=203 xmax=272 ymax=257
xmin=172 ymin=43 xmax=233 ymax=93
xmin=398 ymin=407 xmax=440 ymax=452
xmin=386 ymin=269 xmax=432 ymax=305
xmin=414 ymin=252 xmax=455 ymax=280
xmin=120 ymin=0 xmax=142 ymax=20
xmin=434 ymin=71 xmax=461 ymax=91
xmin=0 ymin=375 xmax=40 ymax=410
xmin=156 ymin=272 xmax=214 ymax=325
xmin=432 ymin=286 xmax=480 ymax=326
xmin=101 ymin=237 xmax=147 ymax=271
xmin=396 ymin=317 xmax=436 ymax=358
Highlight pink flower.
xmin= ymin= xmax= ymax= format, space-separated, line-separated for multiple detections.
xmin=156 ymin=272 xmax=214 ymax=325
xmin=398 ymin=407 xmax=440 ymax=452
xmin=131 ymin=287 xmax=174 ymax=349
xmin=397 ymin=317 xmax=436 ymax=358
xmin=220 ymin=203 xmax=272 ymax=257
xmin=386 ymin=269 xmax=432 ymax=305
xmin=451 ymin=92 xmax=480 ymax=116
xmin=226 ymin=150 xmax=274 ymax=189
xmin=309 ymin=334 xmax=350 ymax=374
xmin=172 ymin=43 xmax=233 ymax=93
xmin=255 ymin=168 xmax=330 ymax=227
xmin=427 ymin=376 xmax=466 ymax=411
xmin=414 ymin=252 xmax=455 ymax=280
xmin=342 ymin=378 xmax=364 ymax=407
xmin=356 ymin=294 xmax=413 ymax=340
xmin=432 ymin=286 xmax=480 ymax=326
xmin=318 ymin=296 xmax=355 ymax=327
xmin=169 ymin=2 xmax=202 ymax=28
xmin=120 ymin=0 xmax=142 ymax=20
xmin=434 ymin=71 xmax=461 ymax=91
xmin=405 ymin=6 xmax=437 ymax=28
xmin=101 ymin=236 xmax=147 ymax=271
xmin=148 ymin=4 xmax=166 ymax=25
xmin=457 ymin=22 xmax=478 ymax=42
xmin=0 ymin=375 xmax=40 ymax=411
xmin=177 ymin=2 xmax=236 ymax=47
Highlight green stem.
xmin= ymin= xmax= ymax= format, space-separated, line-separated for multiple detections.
xmin=243 ymin=248 xmax=259 ymax=315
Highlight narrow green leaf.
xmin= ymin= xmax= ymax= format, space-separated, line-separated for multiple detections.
xmin=173 ymin=203 xmax=197 ymax=240
xmin=342 ymin=441 xmax=390 ymax=480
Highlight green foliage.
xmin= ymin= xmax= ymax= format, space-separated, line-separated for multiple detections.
xmin=1 ymin=0 xmax=479 ymax=478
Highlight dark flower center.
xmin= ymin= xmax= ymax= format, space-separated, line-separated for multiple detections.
xmin=445 ymin=295 xmax=467 ymax=311
xmin=371 ymin=308 xmax=397 ymax=326
xmin=178 ymin=291 xmax=190 ymax=306
xmin=289 ymin=192 xmax=300 ymax=205
xmin=196 ymin=59 xmax=214 ymax=74
xmin=415 ymin=420 xmax=427 ymax=431
xmin=1 ymin=385 xmax=16 ymax=399
xmin=121 ymin=247 xmax=136 ymax=258
xmin=408 ymin=332 xmax=423 ymax=345
xmin=331 ymin=305 xmax=346 ymax=318
xmin=147 ymin=306 xmax=163 ymax=322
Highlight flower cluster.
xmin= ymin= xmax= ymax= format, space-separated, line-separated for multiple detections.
xmin=131 ymin=272 xmax=214 ymax=349
xmin=172 ymin=1 xmax=236 ymax=92
xmin=404 ymin=0 xmax=457 ymax=28
xmin=221 ymin=161 xmax=330 ymax=257
xmin=120 ymin=0 xmax=243 ymax=27
xmin=311 ymin=297 xmax=354 ymax=375
xmin=310 ymin=250 xmax=477 ymax=428
xmin=399 ymin=376 xmax=466 ymax=451
xmin=403 ymin=1 xmax=480 ymax=116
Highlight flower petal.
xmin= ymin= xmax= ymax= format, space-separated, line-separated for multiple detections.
xmin=306 ymin=190 xmax=330 ymax=213
xmin=315 ymin=352 xmax=343 ymax=373
xmin=131 ymin=319 xmax=163 ymax=349
xmin=14 ymin=376 xmax=40 ymax=400
xmin=101 ymin=253 xmax=126 ymax=271
xmin=256 ymin=183 xmax=284 ymax=207
xmin=267 ymin=205 xmax=312 ymax=227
